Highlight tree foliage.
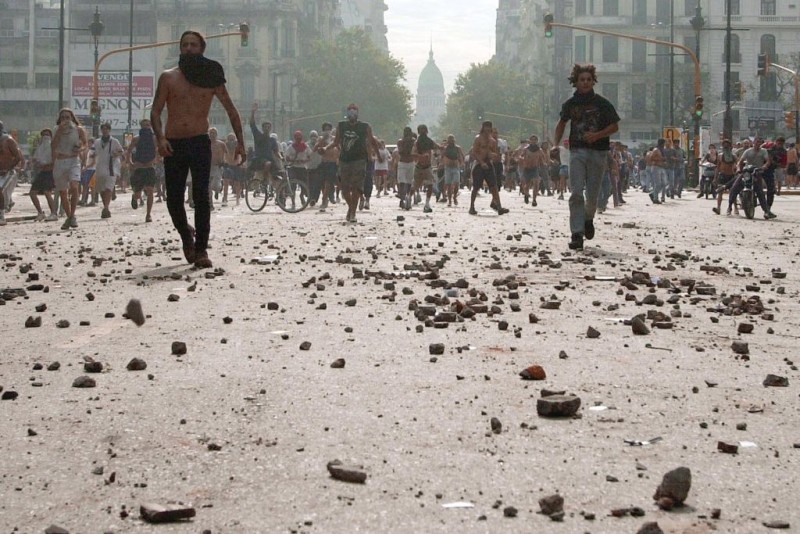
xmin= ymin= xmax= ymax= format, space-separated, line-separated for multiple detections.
xmin=295 ymin=29 xmax=412 ymax=140
xmin=438 ymin=60 xmax=545 ymax=147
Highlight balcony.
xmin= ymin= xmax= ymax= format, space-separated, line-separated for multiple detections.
xmin=0 ymin=87 xmax=58 ymax=101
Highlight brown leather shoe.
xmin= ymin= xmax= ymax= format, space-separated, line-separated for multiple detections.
xmin=194 ymin=251 xmax=212 ymax=269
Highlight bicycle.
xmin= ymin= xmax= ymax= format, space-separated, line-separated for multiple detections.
xmin=245 ymin=164 xmax=310 ymax=213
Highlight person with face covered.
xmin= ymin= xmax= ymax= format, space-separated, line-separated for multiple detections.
xmin=327 ymin=103 xmax=382 ymax=222
xmin=29 ymin=128 xmax=58 ymax=221
xmin=150 ymin=30 xmax=246 ymax=269
xmin=285 ymin=130 xmax=313 ymax=200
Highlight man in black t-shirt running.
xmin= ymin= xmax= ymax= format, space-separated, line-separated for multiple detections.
xmin=327 ymin=103 xmax=382 ymax=223
xmin=553 ymin=63 xmax=620 ymax=251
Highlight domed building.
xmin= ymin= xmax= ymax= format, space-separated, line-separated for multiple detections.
xmin=414 ymin=46 xmax=446 ymax=136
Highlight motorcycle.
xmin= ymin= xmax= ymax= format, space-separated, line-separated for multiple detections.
xmin=739 ymin=164 xmax=758 ymax=220
xmin=698 ymin=161 xmax=716 ymax=199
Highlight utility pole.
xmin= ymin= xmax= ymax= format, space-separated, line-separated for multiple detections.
xmin=127 ymin=0 xmax=134 ymax=134
xmin=669 ymin=0 xmax=675 ymax=126
xmin=58 ymin=0 xmax=65 ymax=110
xmin=723 ymin=0 xmax=733 ymax=140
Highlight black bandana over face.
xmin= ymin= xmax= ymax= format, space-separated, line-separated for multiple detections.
xmin=178 ymin=53 xmax=226 ymax=88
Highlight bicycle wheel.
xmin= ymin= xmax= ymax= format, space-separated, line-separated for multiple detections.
xmin=741 ymin=189 xmax=755 ymax=219
xmin=245 ymin=177 xmax=269 ymax=212
xmin=276 ymin=177 xmax=310 ymax=213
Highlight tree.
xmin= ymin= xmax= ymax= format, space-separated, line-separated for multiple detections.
xmin=295 ymin=29 xmax=412 ymax=140
xmin=438 ymin=61 xmax=543 ymax=147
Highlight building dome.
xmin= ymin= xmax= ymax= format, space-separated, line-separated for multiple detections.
xmin=418 ymin=49 xmax=444 ymax=93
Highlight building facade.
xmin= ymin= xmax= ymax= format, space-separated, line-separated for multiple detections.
xmin=705 ymin=0 xmax=799 ymax=140
xmin=0 ymin=0 xmax=66 ymax=139
xmin=154 ymin=0 xmax=341 ymax=140
xmin=340 ymin=0 xmax=388 ymax=51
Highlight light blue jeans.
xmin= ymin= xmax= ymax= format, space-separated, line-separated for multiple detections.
xmin=569 ymin=148 xmax=608 ymax=235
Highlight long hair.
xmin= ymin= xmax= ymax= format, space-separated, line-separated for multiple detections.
xmin=56 ymin=108 xmax=80 ymax=126
xmin=568 ymin=64 xmax=598 ymax=87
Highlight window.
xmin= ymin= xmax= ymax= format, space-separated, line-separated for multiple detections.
xmin=723 ymin=34 xmax=741 ymax=63
xmin=632 ymin=0 xmax=647 ymax=25
xmin=575 ymin=36 xmax=587 ymax=63
xmin=656 ymin=0 xmax=670 ymax=24
xmin=575 ymin=0 xmax=587 ymax=16
xmin=0 ymin=72 xmax=27 ymax=88
xmin=603 ymin=83 xmax=618 ymax=109
xmin=683 ymin=35 xmax=697 ymax=64
xmin=602 ymin=36 xmax=618 ymax=63
xmin=0 ymin=19 xmax=13 ymax=31
xmin=631 ymin=84 xmax=646 ymax=120
xmin=731 ymin=109 xmax=740 ymax=131
xmin=35 ymin=73 xmax=59 ymax=89
xmin=761 ymin=0 xmax=776 ymax=16
xmin=760 ymin=34 xmax=777 ymax=101
xmin=240 ymin=75 xmax=255 ymax=103
xmin=603 ymin=0 xmax=618 ymax=16
xmin=632 ymin=41 xmax=647 ymax=72
xmin=724 ymin=0 xmax=740 ymax=16
xmin=684 ymin=0 xmax=696 ymax=17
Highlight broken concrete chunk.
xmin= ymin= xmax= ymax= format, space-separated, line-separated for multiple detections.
xmin=140 ymin=503 xmax=196 ymax=523
xmin=326 ymin=460 xmax=367 ymax=483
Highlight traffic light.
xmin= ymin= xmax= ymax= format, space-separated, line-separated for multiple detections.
xmin=785 ymin=111 xmax=796 ymax=130
xmin=544 ymin=13 xmax=554 ymax=38
xmin=693 ymin=96 xmax=704 ymax=120
xmin=757 ymin=53 xmax=769 ymax=76
xmin=239 ymin=22 xmax=249 ymax=47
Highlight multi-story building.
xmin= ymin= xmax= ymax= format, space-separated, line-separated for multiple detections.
xmin=340 ymin=0 xmax=388 ymax=51
xmin=705 ymin=0 xmax=798 ymax=140
xmin=69 ymin=0 xmax=159 ymax=134
xmin=495 ymin=0 xmax=556 ymax=137
xmin=512 ymin=0 xmax=798 ymax=144
xmin=0 ymin=0 xmax=63 ymax=138
xmin=153 ymin=0 xmax=341 ymax=140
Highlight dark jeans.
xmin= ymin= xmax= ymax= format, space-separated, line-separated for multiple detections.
xmin=763 ymin=170 xmax=776 ymax=208
xmin=363 ymin=160 xmax=374 ymax=198
xmin=308 ymin=168 xmax=322 ymax=203
xmin=164 ymin=134 xmax=211 ymax=253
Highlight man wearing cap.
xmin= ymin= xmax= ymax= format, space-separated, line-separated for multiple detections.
xmin=327 ymin=103 xmax=382 ymax=222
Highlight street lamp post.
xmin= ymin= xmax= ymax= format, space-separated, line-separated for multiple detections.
xmin=690 ymin=2 xmax=705 ymax=185
xmin=89 ymin=7 xmax=104 ymax=137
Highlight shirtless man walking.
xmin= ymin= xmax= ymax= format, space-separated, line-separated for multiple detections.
xmin=469 ymin=121 xmax=508 ymax=215
xmin=412 ymin=124 xmax=438 ymax=213
xmin=150 ymin=30 xmax=245 ymax=268
xmin=441 ymin=134 xmax=464 ymax=206
xmin=127 ymin=119 xmax=158 ymax=222
xmin=520 ymin=135 xmax=547 ymax=207
xmin=51 ymin=108 xmax=88 ymax=230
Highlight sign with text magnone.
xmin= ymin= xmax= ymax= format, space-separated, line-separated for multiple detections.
xmin=71 ymin=72 xmax=155 ymax=130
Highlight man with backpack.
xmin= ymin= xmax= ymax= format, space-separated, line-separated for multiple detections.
xmin=127 ymin=119 xmax=158 ymax=223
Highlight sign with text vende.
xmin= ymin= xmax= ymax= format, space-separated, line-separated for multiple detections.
xmin=71 ymin=72 xmax=155 ymax=130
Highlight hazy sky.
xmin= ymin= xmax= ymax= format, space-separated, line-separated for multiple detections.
xmin=385 ymin=1 xmax=497 ymax=103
